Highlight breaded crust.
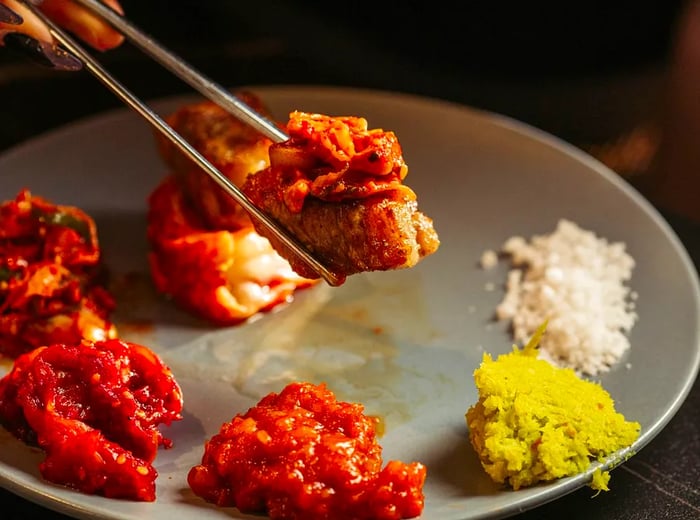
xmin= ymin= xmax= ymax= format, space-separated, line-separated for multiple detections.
xmin=155 ymin=93 xmax=273 ymax=230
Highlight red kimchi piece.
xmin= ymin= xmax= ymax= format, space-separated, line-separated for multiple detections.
xmin=147 ymin=176 xmax=314 ymax=325
xmin=243 ymin=112 xmax=440 ymax=280
xmin=0 ymin=339 xmax=183 ymax=501
xmin=0 ymin=190 xmax=116 ymax=358
xmin=188 ymin=382 xmax=426 ymax=520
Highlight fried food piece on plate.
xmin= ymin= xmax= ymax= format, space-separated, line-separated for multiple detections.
xmin=147 ymin=176 xmax=314 ymax=325
xmin=243 ymin=112 xmax=440 ymax=281
xmin=155 ymin=91 xmax=275 ymax=230
xmin=0 ymin=190 xmax=116 ymax=358
xmin=0 ymin=339 xmax=183 ymax=501
xmin=188 ymin=381 xmax=426 ymax=519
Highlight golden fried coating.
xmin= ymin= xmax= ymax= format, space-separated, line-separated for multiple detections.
xmin=155 ymin=92 xmax=275 ymax=230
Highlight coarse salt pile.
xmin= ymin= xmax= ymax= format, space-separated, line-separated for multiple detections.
xmin=485 ymin=219 xmax=637 ymax=375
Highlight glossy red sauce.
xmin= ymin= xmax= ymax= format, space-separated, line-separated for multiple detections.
xmin=188 ymin=382 xmax=426 ymax=519
xmin=0 ymin=339 xmax=183 ymax=501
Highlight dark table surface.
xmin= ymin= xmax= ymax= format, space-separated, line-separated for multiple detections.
xmin=2 ymin=2 xmax=699 ymax=519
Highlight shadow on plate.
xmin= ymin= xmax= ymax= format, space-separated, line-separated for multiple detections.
xmin=423 ymin=424 xmax=503 ymax=498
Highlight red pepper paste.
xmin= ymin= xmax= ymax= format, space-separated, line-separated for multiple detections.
xmin=188 ymin=382 xmax=426 ymax=519
xmin=0 ymin=339 xmax=183 ymax=501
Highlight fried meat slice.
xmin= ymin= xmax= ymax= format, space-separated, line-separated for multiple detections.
xmin=155 ymin=91 xmax=275 ymax=230
xmin=243 ymin=112 xmax=439 ymax=280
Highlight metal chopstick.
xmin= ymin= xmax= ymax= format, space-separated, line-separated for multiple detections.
xmin=71 ymin=0 xmax=289 ymax=144
xmin=20 ymin=1 xmax=343 ymax=287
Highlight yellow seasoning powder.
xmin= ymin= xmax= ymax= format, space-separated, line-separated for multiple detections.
xmin=466 ymin=323 xmax=640 ymax=491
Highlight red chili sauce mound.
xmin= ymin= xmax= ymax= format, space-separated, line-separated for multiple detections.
xmin=0 ymin=189 xmax=116 ymax=358
xmin=265 ymin=112 xmax=416 ymax=214
xmin=188 ymin=382 xmax=426 ymax=520
xmin=0 ymin=339 xmax=183 ymax=501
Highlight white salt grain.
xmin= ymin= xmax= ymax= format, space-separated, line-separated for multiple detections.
xmin=480 ymin=249 xmax=499 ymax=269
xmin=493 ymin=219 xmax=637 ymax=376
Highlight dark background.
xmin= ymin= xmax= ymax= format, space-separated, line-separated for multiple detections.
xmin=0 ymin=0 xmax=686 ymax=147
xmin=2 ymin=1 xmax=699 ymax=519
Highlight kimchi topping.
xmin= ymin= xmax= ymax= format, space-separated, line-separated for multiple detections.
xmin=270 ymin=112 xmax=416 ymax=213
xmin=0 ymin=339 xmax=183 ymax=501
xmin=188 ymin=381 xmax=426 ymax=520
xmin=0 ymin=190 xmax=116 ymax=358
xmin=147 ymin=176 xmax=314 ymax=325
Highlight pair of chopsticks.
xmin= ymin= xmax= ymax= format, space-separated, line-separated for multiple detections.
xmin=20 ymin=0 xmax=343 ymax=287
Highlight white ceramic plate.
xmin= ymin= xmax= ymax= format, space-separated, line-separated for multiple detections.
xmin=1 ymin=86 xmax=699 ymax=520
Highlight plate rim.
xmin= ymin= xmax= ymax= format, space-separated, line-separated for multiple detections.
xmin=0 ymin=84 xmax=698 ymax=520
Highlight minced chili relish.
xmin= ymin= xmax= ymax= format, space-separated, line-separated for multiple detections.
xmin=188 ymin=382 xmax=426 ymax=520
xmin=0 ymin=339 xmax=183 ymax=501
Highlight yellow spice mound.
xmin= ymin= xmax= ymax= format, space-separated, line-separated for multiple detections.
xmin=466 ymin=325 xmax=640 ymax=491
